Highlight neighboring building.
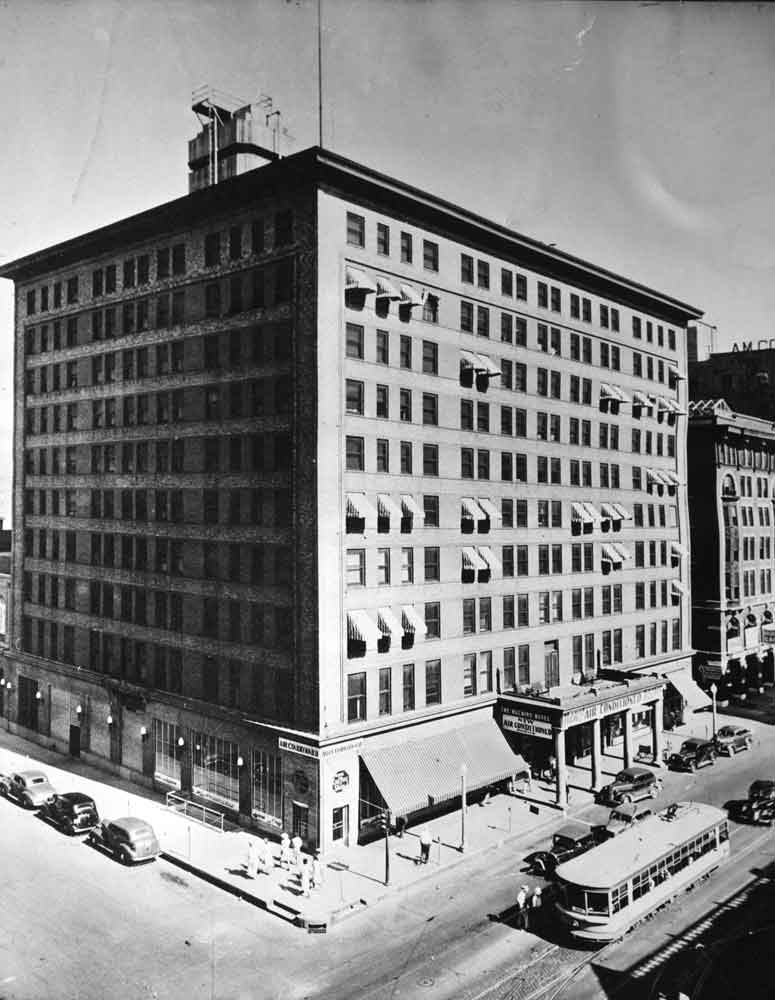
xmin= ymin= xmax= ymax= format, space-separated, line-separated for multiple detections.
xmin=688 ymin=399 xmax=775 ymax=702
xmin=0 ymin=519 xmax=11 ymax=646
xmin=690 ymin=346 xmax=775 ymax=421
xmin=0 ymin=144 xmax=703 ymax=848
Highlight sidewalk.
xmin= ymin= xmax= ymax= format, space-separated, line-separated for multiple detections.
xmin=0 ymin=715 xmax=720 ymax=934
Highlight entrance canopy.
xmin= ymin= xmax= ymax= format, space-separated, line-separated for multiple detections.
xmin=667 ymin=672 xmax=712 ymax=712
xmin=361 ymin=719 xmax=527 ymax=819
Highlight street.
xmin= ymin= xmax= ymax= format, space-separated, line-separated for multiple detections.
xmin=0 ymin=719 xmax=773 ymax=1000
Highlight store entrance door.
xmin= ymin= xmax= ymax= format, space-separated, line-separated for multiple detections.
xmin=332 ymin=805 xmax=349 ymax=847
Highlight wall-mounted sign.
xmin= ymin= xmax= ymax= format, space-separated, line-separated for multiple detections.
xmin=332 ymin=770 xmax=349 ymax=792
xmin=563 ymin=685 xmax=662 ymax=727
xmin=320 ymin=738 xmax=363 ymax=759
xmin=502 ymin=712 xmax=553 ymax=740
xmin=732 ymin=340 xmax=775 ymax=352
xmin=279 ymin=738 xmax=319 ymax=759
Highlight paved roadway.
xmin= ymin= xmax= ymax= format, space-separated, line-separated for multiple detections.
xmin=0 ymin=726 xmax=772 ymax=1000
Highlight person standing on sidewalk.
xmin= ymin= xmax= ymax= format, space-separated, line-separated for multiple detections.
xmin=419 ymin=826 xmax=432 ymax=864
xmin=246 ymin=838 xmax=258 ymax=879
xmin=311 ymin=850 xmax=324 ymax=890
xmin=530 ymin=886 xmax=543 ymax=930
xmin=291 ymin=832 xmax=303 ymax=869
xmin=279 ymin=831 xmax=291 ymax=870
xmin=516 ymin=885 xmax=528 ymax=930
xmin=300 ymin=857 xmax=311 ymax=898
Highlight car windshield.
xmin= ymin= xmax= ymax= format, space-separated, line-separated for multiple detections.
xmin=609 ymin=812 xmax=631 ymax=825
xmin=553 ymin=835 xmax=577 ymax=850
xmin=74 ymin=803 xmax=93 ymax=813
xmin=30 ymin=777 xmax=47 ymax=785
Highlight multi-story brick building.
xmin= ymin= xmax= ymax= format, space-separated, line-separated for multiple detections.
xmin=688 ymin=399 xmax=775 ymax=703
xmin=0 ymin=145 xmax=703 ymax=848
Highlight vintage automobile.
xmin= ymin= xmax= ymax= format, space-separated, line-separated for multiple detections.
xmin=40 ymin=792 xmax=99 ymax=835
xmin=596 ymin=766 xmax=659 ymax=806
xmin=594 ymin=801 xmax=654 ymax=842
xmin=713 ymin=725 xmax=753 ymax=756
xmin=523 ymin=821 xmax=597 ymax=876
xmin=87 ymin=816 xmax=161 ymax=864
xmin=668 ymin=738 xmax=717 ymax=772
xmin=0 ymin=770 xmax=56 ymax=809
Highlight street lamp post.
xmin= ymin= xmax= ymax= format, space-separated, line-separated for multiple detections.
xmin=710 ymin=682 xmax=718 ymax=743
xmin=460 ymin=763 xmax=468 ymax=853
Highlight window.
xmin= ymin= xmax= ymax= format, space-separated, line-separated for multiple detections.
xmin=376 ymin=222 xmax=390 ymax=256
xmin=346 ymin=549 xmax=365 ymax=587
xmin=423 ymin=444 xmax=439 ymax=476
xmin=400 ymin=335 xmax=412 ymax=369
xmin=425 ymin=602 xmax=441 ymax=639
xmin=400 ymin=441 xmax=412 ymax=474
xmin=537 ymin=282 xmax=548 ymax=308
xmin=477 ymin=260 xmax=490 ymax=289
xmin=377 ymin=548 xmax=391 ymax=585
xmin=346 ymin=436 xmax=364 ymax=471
xmin=346 ymin=213 xmax=365 ymax=247
xmin=501 ymin=269 xmax=513 ymax=297
xmin=460 ymin=301 xmax=474 ymax=333
xmin=376 ymin=329 xmax=389 ymax=364
xmin=422 ymin=393 xmax=438 ymax=425
xmin=346 ymin=322 xmax=364 ymax=359
xmin=463 ymin=653 xmax=477 ymax=697
xmin=403 ymin=664 xmax=415 ymax=711
xmin=477 ymin=306 xmax=489 ymax=337
xmin=376 ymin=438 xmax=389 ymax=472
xmin=376 ymin=384 xmax=389 ymax=419
xmin=347 ymin=672 xmax=366 ymax=722
xmin=401 ymin=231 xmax=413 ymax=263
xmin=401 ymin=547 xmax=414 ymax=584
xmin=425 ymin=660 xmax=441 ymax=705
xmin=379 ymin=668 xmax=392 ymax=716
xmin=424 ymin=495 xmax=439 ymax=527
xmin=422 ymin=340 xmax=438 ymax=375
xmin=550 ymin=287 xmax=561 ymax=312
xmin=423 ymin=240 xmax=439 ymax=271
xmin=461 ymin=254 xmax=474 ymax=283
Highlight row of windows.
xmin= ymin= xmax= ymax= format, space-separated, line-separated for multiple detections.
xmin=344 ymin=211 xmax=677 ymax=352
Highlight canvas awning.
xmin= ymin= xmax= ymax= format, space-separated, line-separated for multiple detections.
xmin=602 ymin=544 xmax=624 ymax=566
xmin=400 ymin=493 xmax=424 ymax=518
xmin=572 ymin=502 xmax=594 ymax=525
xmin=401 ymin=604 xmax=428 ymax=637
xmin=377 ymin=493 xmax=402 ymax=522
xmin=668 ymin=364 xmax=685 ymax=381
xmin=611 ymin=502 xmax=632 ymax=521
xmin=671 ymin=541 xmax=688 ymax=559
xmin=475 ymin=354 xmax=502 ymax=377
xmin=360 ymin=719 xmax=529 ymax=819
xmin=667 ymin=672 xmax=712 ymax=712
xmin=461 ymin=497 xmax=486 ymax=521
xmin=399 ymin=282 xmax=424 ymax=308
xmin=345 ymin=266 xmax=378 ymax=293
xmin=612 ymin=385 xmax=630 ymax=403
xmin=671 ymin=580 xmax=688 ymax=598
xmin=478 ymin=546 xmax=502 ymax=575
xmin=611 ymin=542 xmax=631 ymax=561
xmin=377 ymin=606 xmax=404 ymax=638
xmin=632 ymin=391 xmax=651 ymax=407
xmin=346 ymin=492 xmax=377 ymax=520
xmin=347 ymin=610 xmax=382 ymax=650
xmin=375 ymin=276 xmax=401 ymax=301
xmin=462 ymin=546 xmax=488 ymax=571
xmin=477 ymin=497 xmax=501 ymax=524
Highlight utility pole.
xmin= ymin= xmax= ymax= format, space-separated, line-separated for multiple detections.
xmin=460 ymin=763 xmax=468 ymax=852
xmin=381 ymin=810 xmax=391 ymax=885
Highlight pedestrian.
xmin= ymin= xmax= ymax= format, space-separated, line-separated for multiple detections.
xmin=396 ymin=815 xmax=407 ymax=838
xmin=531 ymin=886 xmax=543 ymax=929
xmin=300 ymin=857 xmax=311 ymax=898
xmin=566 ymin=784 xmax=571 ymax=806
xmin=311 ymin=849 xmax=324 ymax=889
xmin=279 ymin=831 xmax=291 ymax=870
xmin=259 ymin=837 xmax=272 ymax=874
xmin=419 ymin=826 xmax=432 ymax=864
xmin=291 ymin=831 xmax=303 ymax=868
xmin=246 ymin=838 xmax=258 ymax=879
xmin=516 ymin=884 xmax=528 ymax=930
xmin=524 ymin=770 xmax=533 ymax=795
xmin=655 ymin=776 xmax=664 ymax=795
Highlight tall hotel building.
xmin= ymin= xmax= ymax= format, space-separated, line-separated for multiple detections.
xmin=0 ymin=138 xmax=703 ymax=849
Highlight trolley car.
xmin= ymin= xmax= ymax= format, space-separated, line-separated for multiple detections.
xmin=554 ymin=801 xmax=730 ymax=943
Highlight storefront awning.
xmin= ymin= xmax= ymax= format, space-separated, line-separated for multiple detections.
xmin=400 ymin=493 xmax=424 ymax=518
xmin=360 ymin=719 xmax=529 ymax=819
xmin=347 ymin=610 xmax=381 ymax=650
xmin=399 ymin=282 xmax=424 ymax=308
xmin=346 ymin=492 xmax=377 ymax=520
xmin=375 ymin=276 xmax=401 ymax=301
xmin=461 ymin=497 xmax=486 ymax=521
xmin=345 ymin=266 xmax=378 ymax=294
xmin=667 ymin=672 xmax=712 ymax=712
xmin=377 ymin=606 xmax=404 ymax=638
xmin=377 ymin=493 xmax=402 ymax=522
xmin=462 ymin=546 xmax=488 ymax=571
xmin=477 ymin=497 xmax=501 ymax=524
xmin=401 ymin=604 xmax=428 ymax=637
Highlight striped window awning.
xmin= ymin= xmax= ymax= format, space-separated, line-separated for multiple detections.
xmin=600 ymin=382 xmax=618 ymax=401
xmin=632 ymin=391 xmax=651 ymax=407
xmin=377 ymin=493 xmax=402 ymax=522
xmin=611 ymin=385 xmax=630 ymax=403
xmin=347 ymin=610 xmax=382 ymax=649
xmin=477 ymin=497 xmax=501 ymax=524
xmin=572 ymin=502 xmax=593 ymax=524
xmin=346 ymin=492 xmax=376 ymax=520
xmin=461 ymin=497 xmax=486 ymax=521
xmin=662 ymin=470 xmax=681 ymax=486
xmin=462 ymin=546 xmax=488 ymax=571
xmin=345 ymin=266 xmax=378 ymax=293
xmin=672 ymin=580 xmax=688 ymax=597
xmin=665 ymin=399 xmax=683 ymax=414
xmin=399 ymin=282 xmax=424 ymax=308
xmin=647 ymin=469 xmax=671 ymax=486
xmin=400 ymin=493 xmax=424 ymax=518
xmin=375 ymin=276 xmax=401 ymax=301
xmin=475 ymin=354 xmax=502 ymax=377
xmin=378 ymin=606 xmax=404 ymax=637
xmin=478 ymin=546 xmax=502 ymax=574
xmin=611 ymin=502 xmax=632 ymax=521
xmin=611 ymin=542 xmax=631 ymax=561
xmin=401 ymin=604 xmax=428 ymax=637
xmin=671 ymin=540 xmax=689 ymax=558
xmin=668 ymin=364 xmax=685 ymax=381
xmin=601 ymin=503 xmax=623 ymax=522
xmin=460 ymin=348 xmax=482 ymax=369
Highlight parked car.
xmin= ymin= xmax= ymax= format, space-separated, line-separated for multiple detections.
xmin=594 ymin=801 xmax=653 ymax=842
xmin=596 ymin=766 xmax=659 ymax=806
xmin=523 ymin=821 xmax=597 ymax=876
xmin=40 ymin=792 xmax=99 ymax=835
xmin=88 ymin=817 xmax=161 ymax=864
xmin=745 ymin=780 xmax=775 ymax=825
xmin=714 ymin=725 xmax=753 ymax=756
xmin=668 ymin=738 xmax=717 ymax=772
xmin=0 ymin=770 xmax=56 ymax=809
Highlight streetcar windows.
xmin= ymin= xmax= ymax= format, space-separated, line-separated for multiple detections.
xmin=611 ymin=884 xmax=629 ymax=913
xmin=586 ymin=892 xmax=609 ymax=915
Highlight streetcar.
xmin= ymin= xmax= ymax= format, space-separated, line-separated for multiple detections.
xmin=553 ymin=801 xmax=730 ymax=944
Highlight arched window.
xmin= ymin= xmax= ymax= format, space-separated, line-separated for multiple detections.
xmin=721 ymin=474 xmax=737 ymax=499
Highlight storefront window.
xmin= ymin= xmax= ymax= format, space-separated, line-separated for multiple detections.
xmin=252 ymin=749 xmax=283 ymax=825
xmin=192 ymin=732 xmax=239 ymax=809
xmin=152 ymin=719 xmax=181 ymax=787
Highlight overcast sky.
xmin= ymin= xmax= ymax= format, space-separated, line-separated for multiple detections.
xmin=1 ymin=0 xmax=773 ymax=523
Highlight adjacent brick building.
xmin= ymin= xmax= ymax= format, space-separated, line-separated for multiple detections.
xmin=0 ymin=145 xmax=704 ymax=848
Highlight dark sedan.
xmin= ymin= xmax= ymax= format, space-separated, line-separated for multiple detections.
xmin=40 ymin=792 xmax=99 ymax=835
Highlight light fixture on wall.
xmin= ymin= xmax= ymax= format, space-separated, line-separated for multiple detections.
xmin=140 ymin=726 xmax=148 ymax=739
xmin=76 ymin=704 xmax=83 ymax=716
xmin=35 ymin=691 xmax=43 ymax=701
xmin=107 ymin=714 xmax=113 ymax=726
xmin=177 ymin=736 xmax=185 ymax=748
xmin=5 ymin=681 xmax=11 ymax=691
xmin=237 ymin=755 xmax=245 ymax=768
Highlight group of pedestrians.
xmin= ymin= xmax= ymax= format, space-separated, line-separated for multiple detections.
xmin=515 ymin=884 xmax=544 ymax=931
xmin=244 ymin=831 xmax=325 ymax=897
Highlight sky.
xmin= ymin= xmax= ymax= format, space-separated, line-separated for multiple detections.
xmin=0 ymin=0 xmax=774 ymax=525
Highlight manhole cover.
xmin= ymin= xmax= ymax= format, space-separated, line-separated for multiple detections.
xmin=418 ymin=977 xmax=435 ymax=988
